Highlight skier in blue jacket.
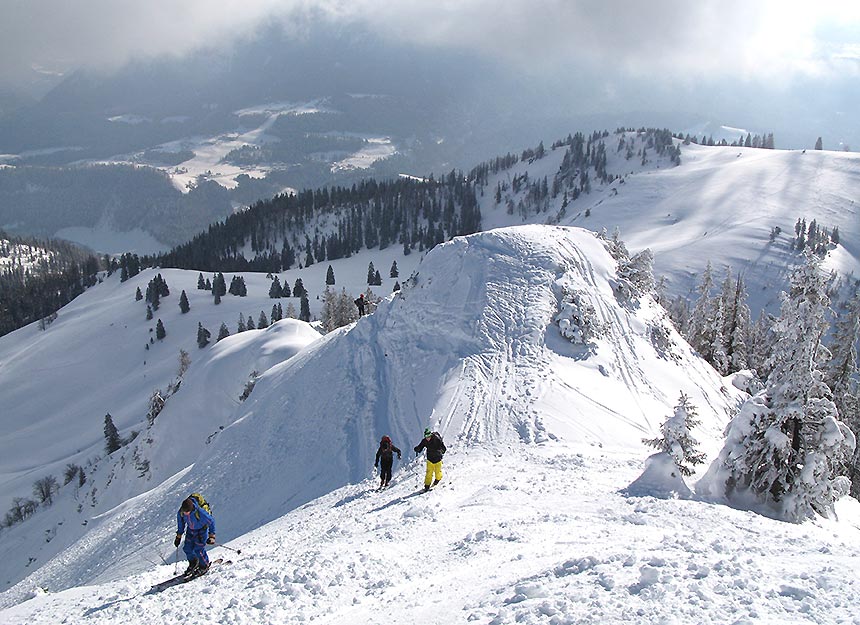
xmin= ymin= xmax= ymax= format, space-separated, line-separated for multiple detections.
xmin=173 ymin=496 xmax=216 ymax=575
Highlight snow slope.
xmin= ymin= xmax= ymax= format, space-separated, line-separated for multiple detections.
xmin=478 ymin=138 xmax=860 ymax=313
xmin=2 ymin=225 xmax=858 ymax=624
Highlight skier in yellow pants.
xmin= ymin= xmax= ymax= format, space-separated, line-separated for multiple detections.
xmin=414 ymin=428 xmax=447 ymax=491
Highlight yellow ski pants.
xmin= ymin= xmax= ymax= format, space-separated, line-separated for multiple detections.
xmin=424 ymin=460 xmax=443 ymax=487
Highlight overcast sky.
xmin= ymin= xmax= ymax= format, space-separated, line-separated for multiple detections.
xmin=1 ymin=0 xmax=858 ymax=146
xmin=2 ymin=0 xmax=858 ymax=87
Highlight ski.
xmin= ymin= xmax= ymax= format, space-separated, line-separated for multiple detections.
xmin=147 ymin=558 xmax=230 ymax=594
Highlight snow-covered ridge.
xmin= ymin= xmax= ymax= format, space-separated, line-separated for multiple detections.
xmin=1 ymin=225 xmax=738 ymax=598
xmin=2 ymin=225 xmax=858 ymax=624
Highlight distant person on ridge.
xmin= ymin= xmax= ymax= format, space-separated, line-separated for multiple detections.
xmin=174 ymin=495 xmax=216 ymax=576
xmin=414 ymin=428 xmax=447 ymax=491
xmin=374 ymin=435 xmax=402 ymax=489
xmin=355 ymin=293 xmax=366 ymax=317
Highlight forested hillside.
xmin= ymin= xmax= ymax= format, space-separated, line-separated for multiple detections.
xmin=0 ymin=233 xmax=101 ymax=336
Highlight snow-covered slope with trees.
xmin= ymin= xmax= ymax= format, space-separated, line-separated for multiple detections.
xmin=476 ymin=135 xmax=860 ymax=315
xmin=1 ymin=225 xmax=858 ymax=624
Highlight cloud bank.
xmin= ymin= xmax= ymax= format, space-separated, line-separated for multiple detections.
xmin=2 ymin=0 xmax=858 ymax=94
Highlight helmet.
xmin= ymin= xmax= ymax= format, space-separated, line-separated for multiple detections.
xmin=381 ymin=435 xmax=391 ymax=444
xmin=423 ymin=428 xmax=432 ymax=437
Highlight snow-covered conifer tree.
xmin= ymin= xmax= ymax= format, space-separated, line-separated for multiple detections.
xmin=217 ymin=323 xmax=230 ymax=342
xmin=826 ymin=294 xmax=860 ymax=496
xmin=643 ymin=392 xmax=705 ymax=476
xmin=686 ymin=262 xmax=723 ymax=368
xmin=103 ymin=414 xmax=121 ymax=455
xmin=704 ymin=254 xmax=855 ymax=521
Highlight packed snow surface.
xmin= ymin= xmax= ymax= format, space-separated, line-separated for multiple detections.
xmin=1 ymin=225 xmax=859 ymax=624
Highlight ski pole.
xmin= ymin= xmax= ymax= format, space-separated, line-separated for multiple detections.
xmin=213 ymin=543 xmax=242 ymax=555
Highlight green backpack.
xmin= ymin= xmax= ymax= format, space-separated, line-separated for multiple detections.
xmin=189 ymin=493 xmax=211 ymax=519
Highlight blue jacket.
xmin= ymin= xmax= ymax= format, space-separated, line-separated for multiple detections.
xmin=177 ymin=500 xmax=216 ymax=535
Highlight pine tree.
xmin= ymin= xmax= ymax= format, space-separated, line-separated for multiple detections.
xmin=825 ymin=294 xmax=860 ymax=496
xmin=179 ymin=290 xmax=190 ymax=314
xmin=197 ymin=322 xmax=211 ymax=348
xmin=217 ymin=323 xmax=230 ymax=342
xmin=271 ymin=303 xmax=281 ymax=322
xmin=146 ymin=305 xmax=153 ymax=320
xmin=390 ymin=260 xmax=399 ymax=278
xmin=293 ymin=278 xmax=306 ymax=298
xmin=155 ymin=319 xmax=166 ymax=340
xmin=197 ymin=273 xmax=206 ymax=290
xmin=337 ymin=287 xmax=359 ymax=327
xmin=367 ymin=262 xmax=376 ymax=285
xmin=104 ymin=413 xmax=121 ymax=455
xmin=710 ymin=254 xmax=853 ymax=521
xmin=326 ymin=265 xmax=335 ymax=286
xmin=643 ymin=393 xmax=706 ymax=476
xmin=237 ymin=313 xmax=246 ymax=333
xmin=321 ymin=287 xmax=338 ymax=332
xmin=269 ymin=277 xmax=283 ymax=298
xmin=815 ymin=137 xmax=823 ymax=150
xmin=300 ymin=293 xmax=311 ymax=322
xmin=258 ymin=310 xmax=269 ymax=328
xmin=721 ymin=274 xmax=751 ymax=373
xmin=246 ymin=314 xmax=255 ymax=330
xmin=286 ymin=302 xmax=297 ymax=319
xmin=135 ymin=287 xmax=143 ymax=301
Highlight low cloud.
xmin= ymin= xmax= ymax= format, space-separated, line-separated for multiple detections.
xmin=0 ymin=0 xmax=857 ymax=93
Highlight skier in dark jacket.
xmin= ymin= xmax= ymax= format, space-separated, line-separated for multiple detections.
xmin=414 ymin=428 xmax=447 ymax=491
xmin=355 ymin=293 xmax=366 ymax=317
xmin=374 ymin=435 xmax=402 ymax=489
xmin=173 ymin=496 xmax=216 ymax=576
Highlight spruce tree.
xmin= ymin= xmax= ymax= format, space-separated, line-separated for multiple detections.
xmin=643 ymin=393 xmax=706 ymax=476
xmin=710 ymin=254 xmax=854 ymax=521
xmin=390 ymin=260 xmax=399 ymax=278
xmin=321 ymin=287 xmax=337 ymax=332
xmin=155 ymin=319 xmax=166 ymax=340
xmin=217 ymin=323 xmax=230 ymax=342
xmin=179 ymin=290 xmax=190 ymax=314
xmin=269 ymin=277 xmax=283 ymax=298
xmin=237 ymin=313 xmax=246 ymax=333
xmin=300 ymin=293 xmax=311 ymax=322
xmin=197 ymin=322 xmax=211 ymax=348
xmin=326 ymin=265 xmax=335 ymax=286
xmin=367 ymin=262 xmax=376 ymax=285
xmin=826 ymin=294 xmax=860 ymax=496
xmin=104 ymin=413 xmax=121 ymax=455
xmin=197 ymin=273 xmax=206 ymax=290
xmin=246 ymin=314 xmax=255 ymax=330
xmin=258 ymin=310 xmax=269 ymax=328
xmin=293 ymin=278 xmax=306 ymax=298
xmin=135 ymin=287 xmax=143 ymax=301
xmin=146 ymin=305 xmax=153 ymax=320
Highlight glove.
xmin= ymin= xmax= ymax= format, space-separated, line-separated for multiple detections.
xmin=413 ymin=446 xmax=420 ymax=453
xmin=397 ymin=453 xmax=402 ymax=460
xmin=174 ymin=534 xmax=182 ymax=547
xmin=207 ymin=534 xmax=216 ymax=545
